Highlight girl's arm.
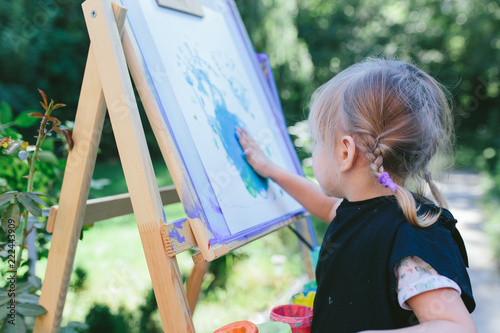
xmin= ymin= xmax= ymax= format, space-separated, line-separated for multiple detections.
xmin=237 ymin=127 xmax=340 ymax=223
xmin=360 ymin=288 xmax=476 ymax=333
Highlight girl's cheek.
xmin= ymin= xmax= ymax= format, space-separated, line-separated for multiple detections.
xmin=311 ymin=151 xmax=322 ymax=181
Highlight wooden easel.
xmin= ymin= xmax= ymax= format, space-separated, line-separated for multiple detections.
xmin=34 ymin=0 xmax=316 ymax=332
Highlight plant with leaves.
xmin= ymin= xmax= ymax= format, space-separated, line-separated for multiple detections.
xmin=0 ymin=89 xmax=72 ymax=332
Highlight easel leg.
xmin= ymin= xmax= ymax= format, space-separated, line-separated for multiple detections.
xmin=81 ymin=0 xmax=194 ymax=331
xmin=34 ymin=5 xmax=128 ymax=332
xmin=34 ymin=46 xmax=108 ymax=333
xmin=186 ymin=261 xmax=209 ymax=315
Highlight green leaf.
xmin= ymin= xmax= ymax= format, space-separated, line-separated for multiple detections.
xmin=0 ymin=296 xmax=10 ymax=306
xmin=0 ymin=304 xmax=10 ymax=320
xmin=1 ymin=203 xmax=20 ymax=232
xmin=0 ymin=101 xmax=13 ymax=124
xmin=4 ymin=314 xmax=27 ymax=333
xmin=14 ymin=294 xmax=39 ymax=304
xmin=24 ymin=193 xmax=48 ymax=207
xmin=37 ymin=151 xmax=59 ymax=164
xmin=15 ymin=282 xmax=33 ymax=294
xmin=17 ymin=193 xmax=42 ymax=217
xmin=28 ymin=275 xmax=42 ymax=289
xmin=29 ymin=192 xmax=46 ymax=197
xmin=0 ymin=192 xmax=17 ymax=206
xmin=12 ymin=111 xmax=40 ymax=128
xmin=15 ymin=303 xmax=47 ymax=317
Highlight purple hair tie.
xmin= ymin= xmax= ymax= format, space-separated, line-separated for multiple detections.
xmin=378 ymin=172 xmax=397 ymax=192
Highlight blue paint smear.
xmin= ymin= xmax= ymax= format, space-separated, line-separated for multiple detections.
xmin=209 ymin=197 xmax=223 ymax=215
xmin=179 ymin=43 xmax=268 ymax=198
xmin=169 ymin=227 xmax=186 ymax=244
xmin=181 ymin=188 xmax=202 ymax=220
xmin=168 ymin=219 xmax=187 ymax=244
xmin=211 ymin=54 xmax=250 ymax=113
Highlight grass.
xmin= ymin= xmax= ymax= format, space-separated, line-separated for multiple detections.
xmin=36 ymin=159 xmax=326 ymax=332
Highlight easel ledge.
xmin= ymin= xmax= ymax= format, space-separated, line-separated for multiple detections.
xmin=46 ymin=185 xmax=309 ymax=262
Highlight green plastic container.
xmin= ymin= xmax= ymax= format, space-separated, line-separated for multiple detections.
xmin=303 ymin=280 xmax=317 ymax=292
xmin=309 ymin=246 xmax=321 ymax=272
xmin=256 ymin=321 xmax=292 ymax=333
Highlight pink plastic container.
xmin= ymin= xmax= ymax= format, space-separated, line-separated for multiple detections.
xmin=270 ymin=304 xmax=313 ymax=333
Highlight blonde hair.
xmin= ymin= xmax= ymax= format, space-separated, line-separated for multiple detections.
xmin=309 ymin=58 xmax=453 ymax=227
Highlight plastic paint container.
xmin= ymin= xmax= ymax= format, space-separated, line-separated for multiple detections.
xmin=309 ymin=246 xmax=321 ymax=271
xmin=270 ymin=304 xmax=313 ymax=333
xmin=290 ymin=290 xmax=316 ymax=308
xmin=302 ymin=280 xmax=317 ymax=292
xmin=213 ymin=320 xmax=258 ymax=333
xmin=256 ymin=321 xmax=292 ymax=333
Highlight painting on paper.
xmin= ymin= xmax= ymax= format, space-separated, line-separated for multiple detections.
xmin=123 ymin=0 xmax=305 ymax=239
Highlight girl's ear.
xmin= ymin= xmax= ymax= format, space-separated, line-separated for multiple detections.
xmin=338 ymin=135 xmax=357 ymax=173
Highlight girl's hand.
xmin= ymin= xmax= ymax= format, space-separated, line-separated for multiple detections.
xmin=237 ymin=126 xmax=340 ymax=223
xmin=236 ymin=127 xmax=278 ymax=179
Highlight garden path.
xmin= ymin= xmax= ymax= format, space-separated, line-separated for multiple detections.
xmin=440 ymin=171 xmax=500 ymax=333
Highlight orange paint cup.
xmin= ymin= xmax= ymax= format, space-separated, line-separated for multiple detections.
xmin=213 ymin=320 xmax=258 ymax=333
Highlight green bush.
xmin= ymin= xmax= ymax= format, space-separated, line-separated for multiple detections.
xmin=84 ymin=304 xmax=131 ymax=333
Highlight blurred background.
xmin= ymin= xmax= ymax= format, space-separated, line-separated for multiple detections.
xmin=1 ymin=0 xmax=499 ymax=332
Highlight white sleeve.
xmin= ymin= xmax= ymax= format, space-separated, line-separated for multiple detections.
xmin=395 ymin=255 xmax=461 ymax=310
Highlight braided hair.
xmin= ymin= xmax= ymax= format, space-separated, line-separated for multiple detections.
xmin=309 ymin=58 xmax=453 ymax=227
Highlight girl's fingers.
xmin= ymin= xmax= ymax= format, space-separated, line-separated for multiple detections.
xmin=236 ymin=127 xmax=262 ymax=157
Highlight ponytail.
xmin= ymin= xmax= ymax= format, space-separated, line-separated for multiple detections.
xmin=393 ymin=184 xmax=440 ymax=227
xmin=367 ymin=140 xmax=443 ymax=227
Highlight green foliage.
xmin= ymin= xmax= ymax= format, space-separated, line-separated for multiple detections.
xmin=294 ymin=0 xmax=500 ymax=161
xmin=203 ymin=251 xmax=249 ymax=295
xmin=84 ymin=304 xmax=132 ymax=333
xmin=1 ymin=0 xmax=497 ymax=166
xmin=70 ymin=267 xmax=88 ymax=293
xmin=0 ymin=1 xmax=88 ymax=113
xmin=137 ymin=288 xmax=162 ymax=333
xmin=0 ymin=92 xmax=73 ymax=332
xmin=0 ymin=275 xmax=46 ymax=332
xmin=82 ymin=293 xmax=163 ymax=333
xmin=237 ymin=0 xmax=314 ymax=124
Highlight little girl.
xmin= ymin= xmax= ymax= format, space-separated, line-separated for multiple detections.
xmin=237 ymin=58 xmax=476 ymax=332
